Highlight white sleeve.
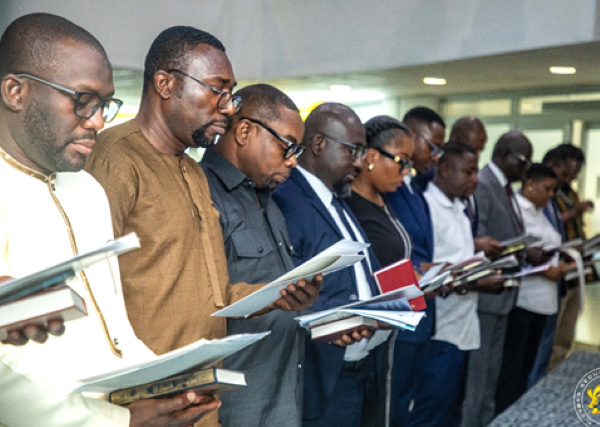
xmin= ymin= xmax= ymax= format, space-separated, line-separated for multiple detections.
xmin=0 ymin=357 xmax=130 ymax=427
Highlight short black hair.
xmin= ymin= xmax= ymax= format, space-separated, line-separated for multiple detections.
xmin=143 ymin=26 xmax=225 ymax=96
xmin=403 ymin=106 xmax=445 ymax=129
xmin=0 ymin=13 xmax=106 ymax=77
xmin=364 ymin=115 xmax=410 ymax=150
xmin=542 ymin=144 xmax=585 ymax=166
xmin=525 ymin=163 xmax=557 ymax=182
xmin=234 ymin=84 xmax=298 ymax=125
xmin=437 ymin=141 xmax=477 ymax=168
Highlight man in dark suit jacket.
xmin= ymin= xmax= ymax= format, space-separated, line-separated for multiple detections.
xmin=461 ymin=131 xmax=533 ymax=427
xmin=274 ymin=103 xmax=389 ymax=427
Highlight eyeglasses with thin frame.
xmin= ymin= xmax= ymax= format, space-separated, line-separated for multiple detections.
xmin=16 ymin=73 xmax=123 ymax=123
xmin=167 ymin=69 xmax=242 ymax=113
xmin=417 ymin=133 xmax=444 ymax=158
xmin=241 ymin=117 xmax=304 ymax=159
xmin=511 ymin=152 xmax=532 ymax=168
xmin=320 ymin=133 xmax=367 ymax=160
xmin=373 ymin=147 xmax=414 ymax=173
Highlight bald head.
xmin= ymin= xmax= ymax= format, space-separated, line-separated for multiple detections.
xmin=450 ymin=116 xmax=487 ymax=153
xmin=492 ymin=131 xmax=533 ymax=182
xmin=0 ymin=13 xmax=107 ymax=78
xmin=303 ymin=103 xmax=362 ymax=146
xmin=300 ymin=103 xmax=366 ymax=196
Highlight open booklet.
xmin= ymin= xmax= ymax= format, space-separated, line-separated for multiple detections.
xmin=496 ymin=234 xmax=542 ymax=258
xmin=0 ymin=232 xmax=141 ymax=304
xmin=296 ymin=284 xmax=425 ymax=338
xmin=75 ymin=332 xmax=270 ymax=393
xmin=212 ymin=240 xmax=368 ymax=318
xmin=418 ymin=254 xmax=520 ymax=292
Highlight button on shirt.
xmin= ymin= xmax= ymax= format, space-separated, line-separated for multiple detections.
xmin=201 ymin=147 xmax=304 ymax=426
xmin=515 ymin=193 xmax=561 ymax=315
xmin=424 ymin=182 xmax=480 ymax=351
xmin=297 ymin=166 xmax=390 ymax=361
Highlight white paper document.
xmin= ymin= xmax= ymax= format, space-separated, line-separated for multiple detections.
xmin=212 ymin=240 xmax=369 ymax=318
xmin=296 ymin=284 xmax=425 ymax=331
xmin=0 ymin=233 xmax=140 ymax=304
xmin=76 ymin=332 xmax=270 ymax=393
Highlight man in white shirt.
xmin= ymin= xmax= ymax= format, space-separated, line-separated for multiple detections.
xmin=408 ymin=142 xmax=503 ymax=427
xmin=0 ymin=13 xmax=218 ymax=426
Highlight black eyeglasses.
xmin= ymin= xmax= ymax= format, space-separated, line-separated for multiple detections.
xmin=511 ymin=152 xmax=532 ymax=168
xmin=320 ymin=134 xmax=367 ymax=160
xmin=167 ymin=69 xmax=242 ymax=112
xmin=373 ymin=147 xmax=414 ymax=173
xmin=16 ymin=73 xmax=123 ymax=123
xmin=241 ymin=117 xmax=304 ymax=159
xmin=417 ymin=133 xmax=444 ymax=158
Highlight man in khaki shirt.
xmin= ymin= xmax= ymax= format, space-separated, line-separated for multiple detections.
xmin=86 ymin=26 xmax=321 ymax=425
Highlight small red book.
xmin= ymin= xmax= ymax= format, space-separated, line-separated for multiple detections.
xmin=374 ymin=258 xmax=426 ymax=311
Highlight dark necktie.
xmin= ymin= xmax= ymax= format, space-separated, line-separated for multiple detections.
xmin=505 ymin=184 xmax=524 ymax=233
xmin=331 ymin=196 xmax=379 ymax=296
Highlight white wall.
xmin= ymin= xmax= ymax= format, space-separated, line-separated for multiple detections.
xmin=1 ymin=0 xmax=599 ymax=80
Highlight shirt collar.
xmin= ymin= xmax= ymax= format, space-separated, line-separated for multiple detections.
xmin=488 ymin=161 xmax=508 ymax=187
xmin=202 ymin=147 xmax=255 ymax=191
xmin=516 ymin=192 xmax=539 ymax=213
xmin=427 ymin=182 xmax=466 ymax=212
xmin=297 ymin=165 xmax=335 ymax=208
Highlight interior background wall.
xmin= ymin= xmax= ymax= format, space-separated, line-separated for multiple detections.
xmin=1 ymin=0 xmax=599 ymax=80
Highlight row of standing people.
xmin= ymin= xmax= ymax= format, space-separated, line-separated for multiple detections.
xmin=0 ymin=12 xmax=592 ymax=427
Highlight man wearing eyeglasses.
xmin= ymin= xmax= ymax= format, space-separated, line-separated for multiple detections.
xmin=0 ymin=13 xmax=223 ymax=427
xmin=86 ymin=27 xmax=321 ymax=426
xmin=273 ymin=103 xmax=391 ymax=427
xmin=199 ymin=84 xmax=307 ymax=426
xmin=461 ymin=131 xmax=533 ymax=427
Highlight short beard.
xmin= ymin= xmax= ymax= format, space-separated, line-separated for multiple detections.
xmin=192 ymin=126 xmax=214 ymax=148
xmin=22 ymin=99 xmax=86 ymax=173
xmin=192 ymin=119 xmax=229 ymax=148
xmin=334 ymin=182 xmax=352 ymax=198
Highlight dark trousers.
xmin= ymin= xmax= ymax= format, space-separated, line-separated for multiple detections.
xmin=495 ymin=307 xmax=548 ymax=415
xmin=303 ymin=353 xmax=379 ymax=427
xmin=405 ymin=340 xmax=467 ymax=427
xmin=390 ymin=340 xmax=431 ymax=426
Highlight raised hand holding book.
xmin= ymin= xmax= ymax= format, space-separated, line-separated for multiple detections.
xmin=212 ymin=240 xmax=369 ymax=318
xmin=0 ymin=284 xmax=86 ymax=341
xmin=0 ymin=232 xmax=141 ymax=304
xmin=109 ymin=367 xmax=247 ymax=405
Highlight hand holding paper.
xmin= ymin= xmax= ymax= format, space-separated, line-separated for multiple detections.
xmin=269 ymin=274 xmax=324 ymax=312
xmin=213 ymin=240 xmax=369 ymax=318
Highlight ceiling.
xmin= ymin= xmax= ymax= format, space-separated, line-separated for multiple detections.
xmin=113 ymin=41 xmax=600 ymax=109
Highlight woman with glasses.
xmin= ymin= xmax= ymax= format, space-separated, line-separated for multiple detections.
xmin=346 ymin=115 xmax=414 ymax=267
xmin=346 ymin=115 xmax=432 ymax=426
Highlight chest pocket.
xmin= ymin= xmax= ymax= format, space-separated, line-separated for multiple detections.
xmin=231 ymin=228 xmax=274 ymax=258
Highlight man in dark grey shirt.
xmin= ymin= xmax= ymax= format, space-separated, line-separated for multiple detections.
xmin=200 ymin=84 xmax=306 ymax=426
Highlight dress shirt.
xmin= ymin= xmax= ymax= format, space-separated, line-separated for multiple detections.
xmin=424 ymin=183 xmax=480 ymax=350
xmin=0 ymin=148 xmax=155 ymax=426
xmin=488 ymin=161 xmax=522 ymax=226
xmin=86 ymin=120 xmax=260 ymax=358
xmin=297 ymin=166 xmax=389 ymax=361
xmin=515 ymin=194 xmax=561 ymax=315
xmin=201 ymin=147 xmax=303 ymax=427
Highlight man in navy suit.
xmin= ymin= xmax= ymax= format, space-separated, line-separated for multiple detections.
xmin=273 ymin=103 xmax=390 ymax=427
